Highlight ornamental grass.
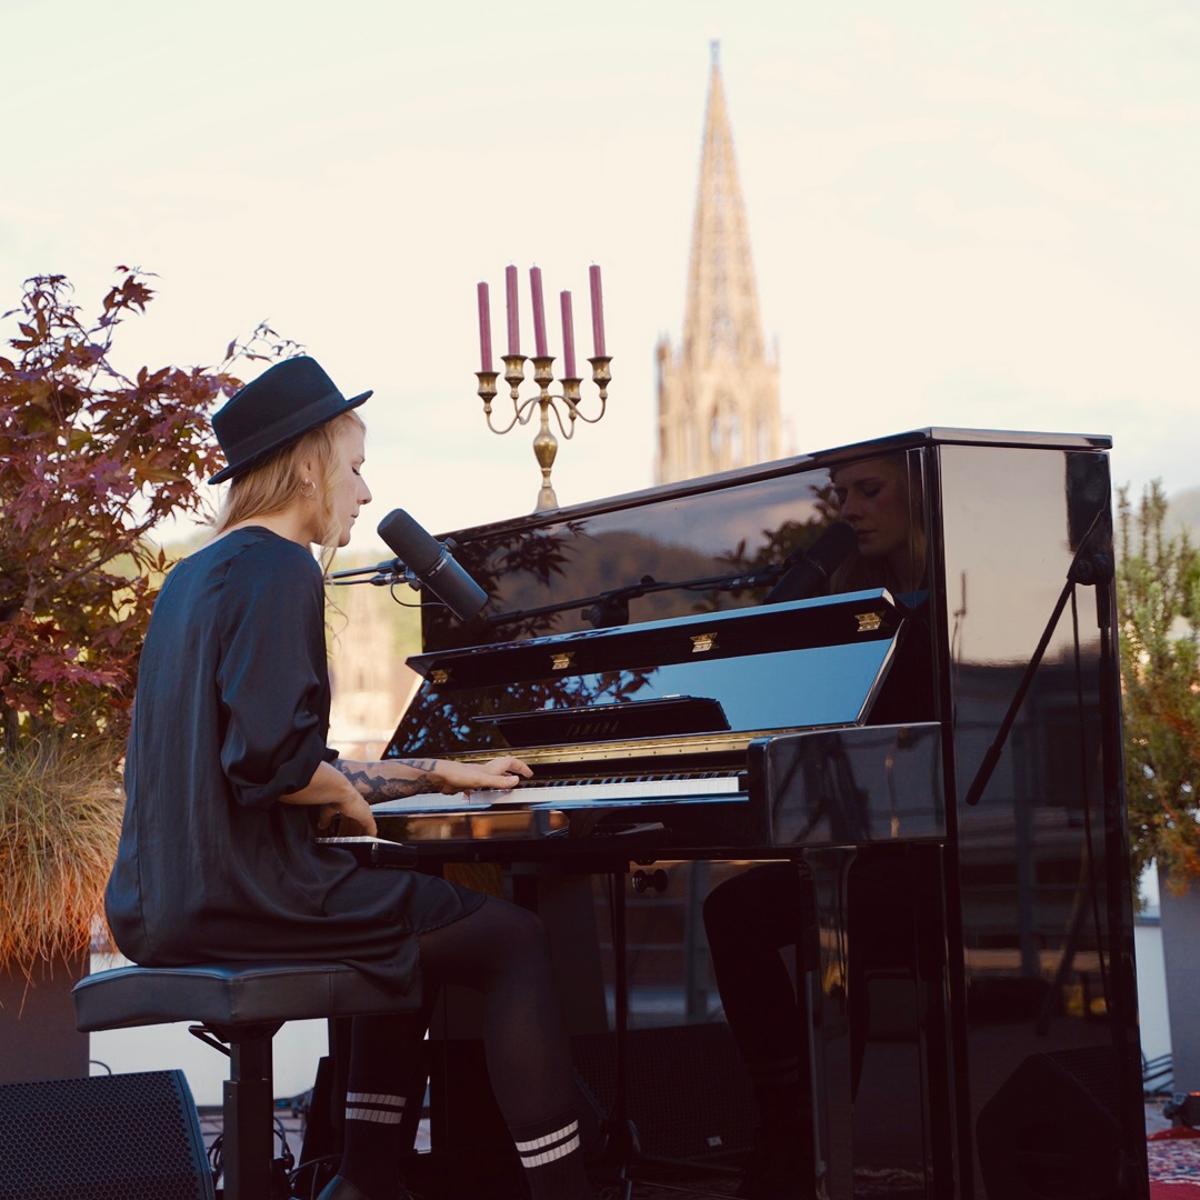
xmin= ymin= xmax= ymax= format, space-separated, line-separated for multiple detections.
xmin=0 ymin=736 xmax=122 ymax=974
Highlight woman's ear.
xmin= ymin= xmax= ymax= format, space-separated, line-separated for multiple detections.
xmin=297 ymin=456 xmax=319 ymax=499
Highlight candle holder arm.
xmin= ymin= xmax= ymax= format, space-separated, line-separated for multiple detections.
xmin=569 ymin=356 xmax=612 ymax=425
xmin=477 ymin=368 xmax=541 ymax=434
xmin=473 ymin=352 xmax=612 ymax=512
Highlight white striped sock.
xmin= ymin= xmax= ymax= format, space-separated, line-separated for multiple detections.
xmin=521 ymin=1133 xmax=582 ymax=1168
xmin=516 ymin=1119 xmax=581 ymax=1169
xmin=515 ymin=1119 xmax=578 ymax=1154
xmin=346 ymin=1091 xmax=405 ymax=1108
xmin=345 ymin=1091 xmax=406 ymax=1126
xmin=345 ymin=1106 xmax=404 ymax=1125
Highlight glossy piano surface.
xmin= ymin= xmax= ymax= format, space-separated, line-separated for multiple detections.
xmin=754 ymin=722 xmax=945 ymax=846
xmin=936 ymin=443 xmax=1146 ymax=1198
xmin=419 ymin=450 xmax=930 ymax=652
xmin=363 ymin=429 xmax=1144 ymax=1200
xmin=385 ymin=589 xmax=906 ymax=764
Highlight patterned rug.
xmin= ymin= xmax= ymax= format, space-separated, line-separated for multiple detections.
xmin=1150 ymin=1128 xmax=1200 ymax=1190
xmin=608 ymin=1166 xmax=926 ymax=1198
xmin=621 ymin=1139 xmax=1200 ymax=1197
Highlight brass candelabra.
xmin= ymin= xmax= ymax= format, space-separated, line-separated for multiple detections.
xmin=475 ymin=353 xmax=612 ymax=511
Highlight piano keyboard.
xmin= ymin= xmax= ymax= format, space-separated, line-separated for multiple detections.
xmin=372 ymin=772 xmax=746 ymax=816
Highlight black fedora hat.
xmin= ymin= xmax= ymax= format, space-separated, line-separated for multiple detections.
xmin=209 ymin=356 xmax=372 ymax=484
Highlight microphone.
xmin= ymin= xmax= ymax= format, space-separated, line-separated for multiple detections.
xmin=377 ymin=508 xmax=489 ymax=622
xmin=765 ymin=522 xmax=857 ymax=604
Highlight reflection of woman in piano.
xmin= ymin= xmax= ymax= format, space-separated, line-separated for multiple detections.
xmin=104 ymin=358 xmax=591 ymax=1200
xmin=827 ymin=453 xmax=927 ymax=596
xmin=704 ymin=452 xmax=927 ymax=1200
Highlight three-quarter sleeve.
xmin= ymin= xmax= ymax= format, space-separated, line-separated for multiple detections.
xmin=216 ymin=547 xmax=333 ymax=809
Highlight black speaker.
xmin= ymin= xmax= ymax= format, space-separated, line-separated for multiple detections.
xmin=976 ymin=1046 xmax=1133 ymax=1200
xmin=0 ymin=1069 xmax=213 ymax=1200
xmin=572 ymin=1023 xmax=757 ymax=1161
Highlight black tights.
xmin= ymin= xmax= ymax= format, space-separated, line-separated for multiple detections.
xmin=341 ymin=894 xmax=585 ymax=1197
xmin=414 ymin=892 xmax=576 ymax=1125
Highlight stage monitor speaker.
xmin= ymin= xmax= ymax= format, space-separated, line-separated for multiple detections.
xmin=976 ymin=1046 xmax=1132 ymax=1200
xmin=572 ymin=1023 xmax=758 ymax=1161
xmin=0 ymin=1069 xmax=213 ymax=1200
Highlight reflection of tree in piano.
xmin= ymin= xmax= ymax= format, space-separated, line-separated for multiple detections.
xmin=692 ymin=479 xmax=841 ymax=613
xmin=391 ymin=667 xmax=657 ymax=756
xmin=422 ymin=520 xmax=587 ymax=649
xmin=421 ymin=469 xmax=842 ymax=650
xmin=424 ymin=522 xmax=745 ymax=647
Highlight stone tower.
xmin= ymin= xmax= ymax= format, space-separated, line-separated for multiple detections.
xmin=655 ymin=44 xmax=781 ymax=484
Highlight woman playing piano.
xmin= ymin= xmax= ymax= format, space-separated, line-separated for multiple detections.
xmin=105 ymin=357 xmax=590 ymax=1200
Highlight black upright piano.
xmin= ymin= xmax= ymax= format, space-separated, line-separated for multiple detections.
xmin=348 ymin=428 xmax=1147 ymax=1200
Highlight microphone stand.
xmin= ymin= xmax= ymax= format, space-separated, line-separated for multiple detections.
xmin=329 ymin=559 xmax=417 ymax=589
xmin=963 ymin=514 xmax=1108 ymax=808
xmin=327 ymin=537 xmax=470 ymax=590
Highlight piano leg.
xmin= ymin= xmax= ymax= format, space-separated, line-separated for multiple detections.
xmin=806 ymin=843 xmax=956 ymax=1200
xmin=604 ymin=868 xmax=637 ymax=1200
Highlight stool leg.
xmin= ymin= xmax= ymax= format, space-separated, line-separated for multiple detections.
xmin=224 ymin=1035 xmax=274 ymax=1200
xmin=330 ymin=1016 xmax=353 ymax=1151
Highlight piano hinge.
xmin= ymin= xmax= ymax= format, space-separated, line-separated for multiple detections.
xmin=855 ymin=612 xmax=882 ymax=633
xmin=690 ymin=631 xmax=718 ymax=653
xmin=551 ymin=652 xmax=574 ymax=671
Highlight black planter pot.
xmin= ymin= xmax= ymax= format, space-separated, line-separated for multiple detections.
xmin=0 ymin=952 xmax=89 ymax=1083
xmin=1159 ymin=867 xmax=1200 ymax=1092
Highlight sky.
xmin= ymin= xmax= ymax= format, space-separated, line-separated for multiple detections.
xmin=3 ymin=0 xmax=1198 ymax=552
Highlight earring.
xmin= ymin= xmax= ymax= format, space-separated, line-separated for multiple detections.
xmin=300 ymin=479 xmax=316 ymax=499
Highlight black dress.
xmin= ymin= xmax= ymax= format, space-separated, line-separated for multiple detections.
xmin=105 ymin=527 xmax=482 ymax=994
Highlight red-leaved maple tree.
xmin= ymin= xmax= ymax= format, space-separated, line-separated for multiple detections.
xmin=0 ymin=269 xmax=294 ymax=750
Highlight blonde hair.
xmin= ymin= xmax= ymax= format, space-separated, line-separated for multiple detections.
xmin=211 ymin=410 xmax=365 ymax=562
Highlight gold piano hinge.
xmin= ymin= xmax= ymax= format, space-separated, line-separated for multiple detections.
xmin=430 ymin=668 xmax=450 ymax=685
xmin=690 ymin=631 xmax=718 ymax=654
xmin=551 ymin=652 xmax=574 ymax=671
xmin=855 ymin=612 xmax=883 ymax=633
xmin=449 ymin=727 xmax=789 ymax=766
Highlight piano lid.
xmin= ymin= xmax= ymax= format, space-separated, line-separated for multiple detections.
xmin=386 ymin=589 xmax=904 ymax=762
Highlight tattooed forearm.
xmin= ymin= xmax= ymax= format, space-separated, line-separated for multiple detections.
xmin=334 ymin=758 xmax=443 ymax=803
xmin=391 ymin=758 xmax=438 ymax=773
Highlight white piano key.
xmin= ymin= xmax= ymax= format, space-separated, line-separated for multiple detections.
xmin=372 ymin=774 xmax=746 ymax=816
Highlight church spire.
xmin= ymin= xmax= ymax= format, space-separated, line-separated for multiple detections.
xmin=655 ymin=47 xmax=781 ymax=484
xmin=681 ymin=43 xmax=765 ymax=366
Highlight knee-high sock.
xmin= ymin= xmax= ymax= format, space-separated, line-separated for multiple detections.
xmin=511 ymin=1112 xmax=586 ymax=1200
xmin=419 ymin=896 xmax=591 ymax=1199
xmin=339 ymin=1011 xmax=425 ymax=1200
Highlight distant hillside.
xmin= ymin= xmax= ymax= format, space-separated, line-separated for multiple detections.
xmin=1168 ymin=486 xmax=1200 ymax=540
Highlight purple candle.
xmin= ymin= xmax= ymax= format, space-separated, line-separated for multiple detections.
xmin=589 ymin=264 xmax=606 ymax=356
xmin=560 ymin=291 xmax=577 ymax=378
xmin=476 ymin=281 xmax=493 ymax=372
xmin=529 ymin=266 xmax=548 ymax=357
xmin=505 ymin=264 xmax=520 ymax=355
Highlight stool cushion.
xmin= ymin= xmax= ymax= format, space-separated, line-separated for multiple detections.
xmin=73 ymin=962 xmax=420 ymax=1032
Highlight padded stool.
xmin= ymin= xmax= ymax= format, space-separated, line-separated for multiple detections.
xmin=74 ymin=962 xmax=420 ymax=1200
